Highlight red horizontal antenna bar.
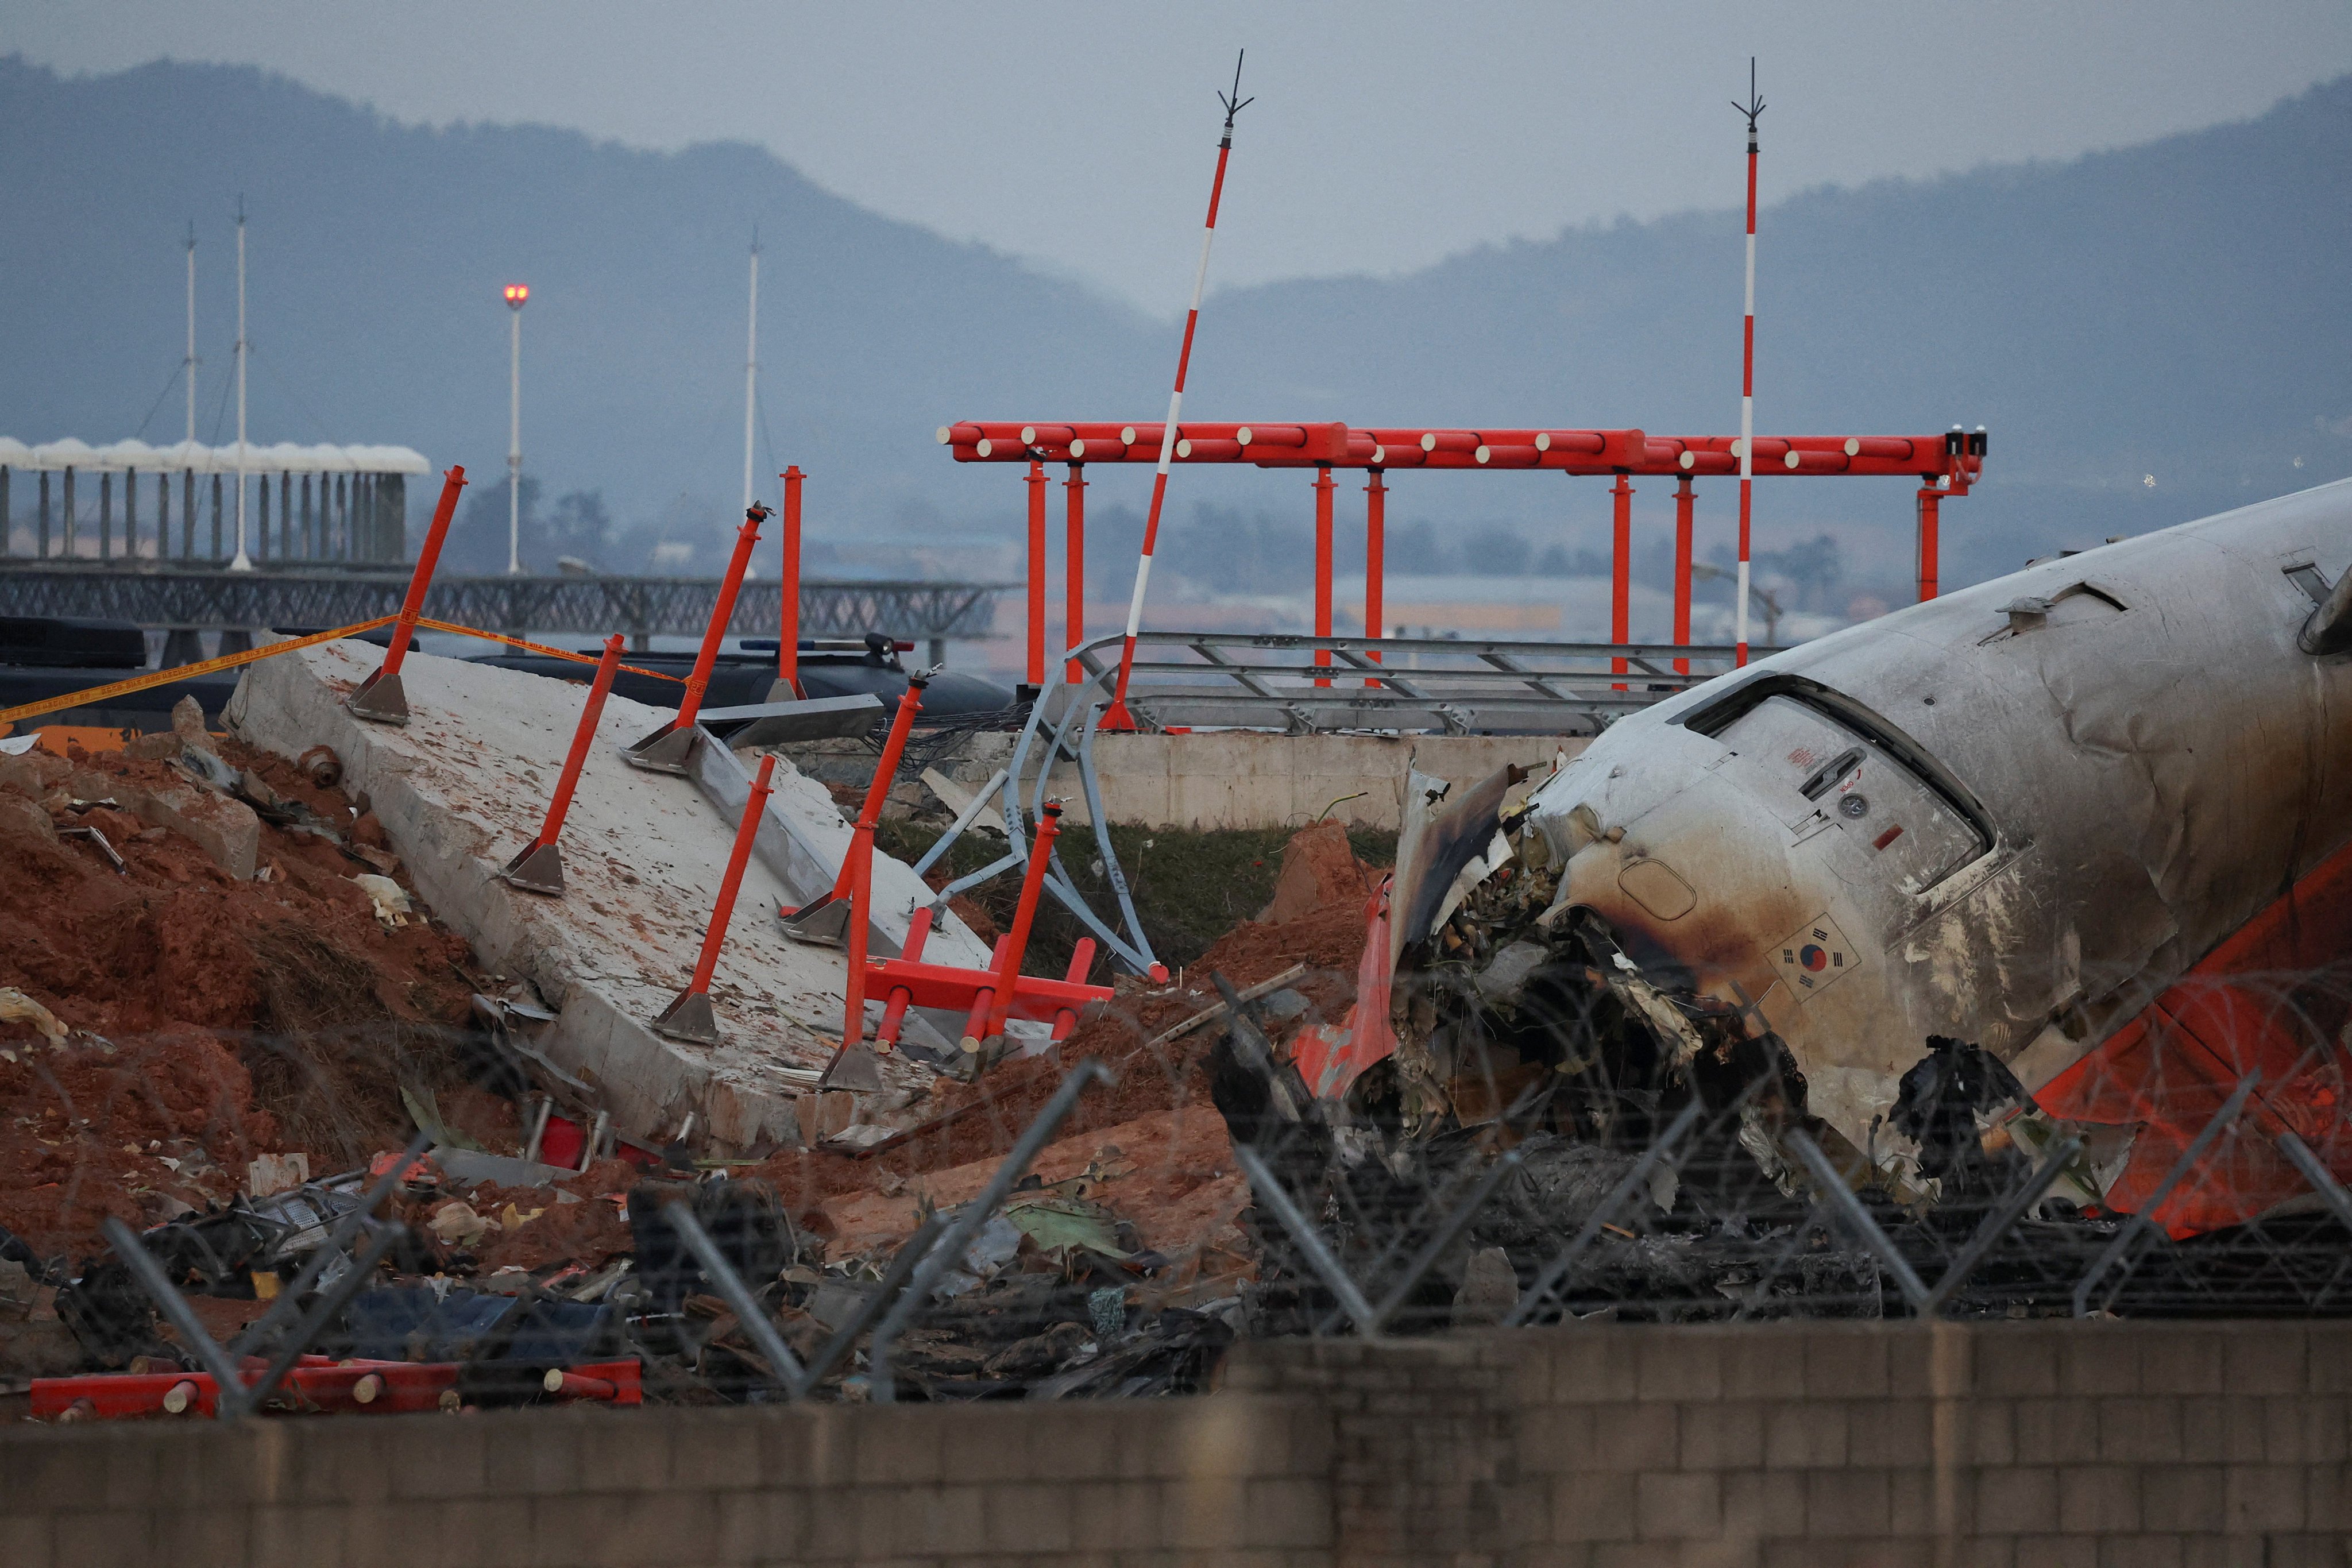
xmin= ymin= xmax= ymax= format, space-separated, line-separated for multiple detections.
xmin=944 ymin=422 xmax=1984 ymax=484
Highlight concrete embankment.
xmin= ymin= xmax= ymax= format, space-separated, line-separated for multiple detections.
xmin=227 ymin=636 xmax=989 ymax=1156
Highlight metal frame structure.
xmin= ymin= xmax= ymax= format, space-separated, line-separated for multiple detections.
xmin=940 ymin=418 xmax=1987 ymax=692
xmin=0 ymin=562 xmax=1005 ymax=646
xmin=1063 ymin=628 xmax=1772 ymax=735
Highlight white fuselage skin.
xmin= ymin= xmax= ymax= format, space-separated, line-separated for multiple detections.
xmin=1523 ymin=479 xmax=2352 ymax=1169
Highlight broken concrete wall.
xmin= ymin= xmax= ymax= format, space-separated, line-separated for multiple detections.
xmin=223 ymin=637 xmax=988 ymax=1156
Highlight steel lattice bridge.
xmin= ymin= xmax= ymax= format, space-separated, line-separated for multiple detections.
xmin=0 ymin=562 xmax=1005 ymax=645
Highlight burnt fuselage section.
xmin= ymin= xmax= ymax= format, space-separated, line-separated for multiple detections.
xmin=1501 ymin=479 xmax=2352 ymax=1216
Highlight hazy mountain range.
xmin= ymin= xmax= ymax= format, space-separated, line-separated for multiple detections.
xmin=2 ymin=55 xmax=2348 ymax=600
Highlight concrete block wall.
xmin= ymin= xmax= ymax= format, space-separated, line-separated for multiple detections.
xmin=7 ymin=1319 xmax=2349 ymax=1566
xmin=845 ymin=729 xmax=1579 ymax=833
xmin=1223 ymin=1318 xmax=2352 ymax=1566
xmin=0 ymin=1393 xmax=1328 ymax=1568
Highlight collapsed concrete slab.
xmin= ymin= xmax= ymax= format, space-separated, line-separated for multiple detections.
xmin=226 ymin=636 xmax=991 ymax=1157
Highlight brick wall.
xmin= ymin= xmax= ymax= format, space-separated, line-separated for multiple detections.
xmin=0 ymin=1393 xmax=1328 ymax=1567
xmin=5 ymin=1320 xmax=2347 ymax=1566
xmin=1224 ymin=1318 xmax=2352 ymax=1566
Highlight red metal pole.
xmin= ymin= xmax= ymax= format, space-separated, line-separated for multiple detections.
xmin=1106 ymin=57 xmax=1252 ymax=725
xmin=1052 ymin=937 xmax=1098 ymax=1041
xmin=1612 ymin=473 xmax=1633 ymax=686
xmin=678 ymin=504 xmax=767 ymax=731
xmin=1064 ymin=464 xmax=1086 ymax=685
xmin=816 ymin=676 xmax=926 ymax=905
xmin=834 ymin=678 xmax=930 ymax=1048
xmin=841 ymin=804 xmax=875 ymax=1053
xmin=1314 ymin=465 xmax=1334 ymax=686
xmin=378 ymin=466 xmax=464 ymax=679
xmin=961 ymin=936 xmax=1011 ymax=1049
xmin=778 ymin=468 xmax=802 ymax=696
xmin=687 ymin=754 xmax=775 ymax=997
xmin=536 ymin=635 xmax=623 ymax=847
xmin=875 ymin=906 xmax=933 ymax=1049
xmin=1674 ymin=476 xmax=1695 ymax=677
xmin=1025 ymin=459 xmax=1046 ymax=688
xmin=1917 ymin=486 xmax=1941 ymax=602
xmin=984 ymin=802 xmax=1063 ymax=1039
xmin=1364 ymin=469 xmax=1386 ymax=687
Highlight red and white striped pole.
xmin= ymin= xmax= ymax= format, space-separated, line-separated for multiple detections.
xmin=1733 ymin=63 xmax=1766 ymax=668
xmin=1104 ymin=53 xmax=1252 ymax=728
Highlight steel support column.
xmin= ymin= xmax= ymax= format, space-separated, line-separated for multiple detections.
xmin=1314 ymin=464 xmax=1334 ymax=686
xmin=1611 ymin=472 xmax=1633 ymax=685
xmin=1064 ymin=463 xmax=1087 ymax=684
xmin=1364 ymin=469 xmax=1387 ymax=686
xmin=1916 ymin=485 xmax=1941 ymax=602
xmin=778 ymin=465 xmax=804 ymax=696
xmin=1674 ymin=476 xmax=1695 ymax=676
xmin=1026 ymin=459 xmax=1046 ymax=689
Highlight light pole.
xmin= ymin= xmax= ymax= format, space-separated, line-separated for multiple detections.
xmin=504 ymin=283 xmax=528 ymax=574
xmin=741 ymin=234 xmax=759 ymax=515
xmin=184 ymin=223 xmax=196 ymax=447
xmin=230 ymin=199 xmax=252 ymax=571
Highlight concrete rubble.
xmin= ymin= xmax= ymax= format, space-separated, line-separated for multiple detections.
xmin=227 ymin=635 xmax=995 ymax=1157
xmin=0 ymin=641 xmax=1386 ymax=1417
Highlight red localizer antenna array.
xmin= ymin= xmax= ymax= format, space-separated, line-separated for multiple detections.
xmin=1733 ymin=62 xmax=1766 ymax=667
xmin=1105 ymin=52 xmax=1252 ymax=727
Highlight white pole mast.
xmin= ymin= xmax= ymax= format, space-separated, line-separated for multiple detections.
xmin=230 ymin=198 xmax=252 ymax=571
xmin=185 ymin=223 xmax=196 ymax=446
xmin=1732 ymin=63 xmax=1764 ymax=665
xmin=741 ymin=231 xmax=759 ymax=515
xmin=507 ymin=287 xmax=526 ymax=573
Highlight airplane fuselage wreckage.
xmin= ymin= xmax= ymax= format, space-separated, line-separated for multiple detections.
xmin=1306 ymin=480 xmax=2352 ymax=1240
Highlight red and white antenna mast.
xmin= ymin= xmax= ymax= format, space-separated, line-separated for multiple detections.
xmin=1104 ymin=52 xmax=1252 ymax=727
xmin=1733 ymin=61 xmax=1765 ymax=666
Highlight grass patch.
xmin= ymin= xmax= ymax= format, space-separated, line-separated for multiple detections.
xmin=874 ymin=817 xmax=1394 ymax=979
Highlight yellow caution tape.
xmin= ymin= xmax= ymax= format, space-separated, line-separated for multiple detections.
xmin=0 ymin=615 xmax=694 ymax=734
xmin=0 ymin=616 xmax=398 ymax=729
xmin=410 ymin=619 xmax=684 ymax=683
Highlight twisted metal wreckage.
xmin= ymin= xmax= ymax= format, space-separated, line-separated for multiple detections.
xmin=1195 ymin=480 xmax=2352 ymax=1320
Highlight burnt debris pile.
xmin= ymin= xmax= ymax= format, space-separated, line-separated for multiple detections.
xmin=9 ymin=716 xmax=2352 ymax=1426
xmin=1207 ymin=769 xmax=2352 ymax=1334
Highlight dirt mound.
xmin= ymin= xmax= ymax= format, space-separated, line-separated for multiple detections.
xmin=0 ymin=729 xmax=488 ymax=1262
xmin=729 ymin=821 xmax=1384 ymax=1243
xmin=1258 ymin=818 xmax=1372 ymax=925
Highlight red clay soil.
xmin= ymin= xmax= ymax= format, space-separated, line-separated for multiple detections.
xmin=4 ymin=736 xmax=1374 ymax=1285
xmin=0 ymin=733 xmax=486 ymax=1265
xmin=736 ymin=825 xmax=1381 ymax=1239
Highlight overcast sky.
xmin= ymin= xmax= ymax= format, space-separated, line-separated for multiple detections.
xmin=11 ymin=0 xmax=2352 ymax=312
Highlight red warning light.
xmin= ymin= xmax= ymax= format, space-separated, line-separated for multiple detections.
xmin=503 ymin=284 xmax=530 ymax=308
